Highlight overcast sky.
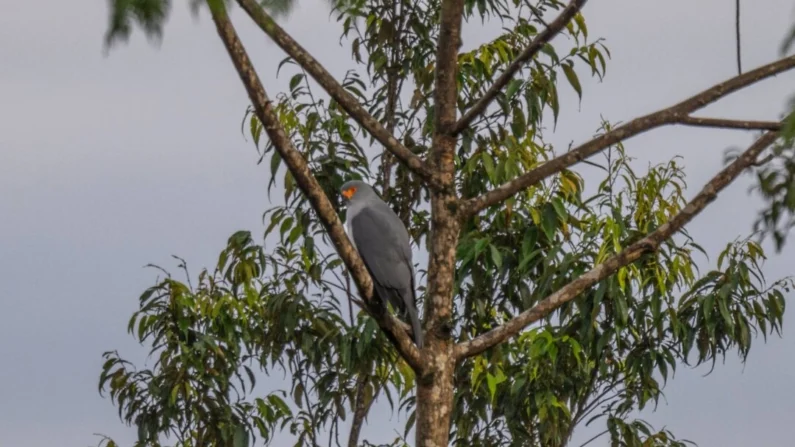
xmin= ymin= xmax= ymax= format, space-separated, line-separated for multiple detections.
xmin=1 ymin=1 xmax=795 ymax=446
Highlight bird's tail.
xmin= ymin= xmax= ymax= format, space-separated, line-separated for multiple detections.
xmin=405 ymin=303 xmax=424 ymax=349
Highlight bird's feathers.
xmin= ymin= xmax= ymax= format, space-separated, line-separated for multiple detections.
xmin=347 ymin=197 xmax=423 ymax=348
xmin=349 ymin=203 xmax=412 ymax=289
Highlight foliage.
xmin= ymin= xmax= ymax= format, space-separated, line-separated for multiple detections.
xmin=100 ymin=0 xmax=794 ymax=446
xmin=751 ymin=21 xmax=795 ymax=252
xmin=100 ymin=233 xmax=416 ymax=447
xmin=751 ymin=92 xmax=795 ymax=250
xmin=450 ymin=141 xmax=792 ymax=446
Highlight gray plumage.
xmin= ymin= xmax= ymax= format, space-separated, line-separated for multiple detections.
xmin=340 ymin=180 xmax=423 ymax=349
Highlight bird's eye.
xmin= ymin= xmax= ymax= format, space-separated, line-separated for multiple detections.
xmin=343 ymin=186 xmax=357 ymax=199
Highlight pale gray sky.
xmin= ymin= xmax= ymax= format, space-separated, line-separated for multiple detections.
xmin=1 ymin=1 xmax=794 ymax=446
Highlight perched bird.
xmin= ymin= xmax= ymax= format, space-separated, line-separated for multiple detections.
xmin=340 ymin=180 xmax=423 ymax=348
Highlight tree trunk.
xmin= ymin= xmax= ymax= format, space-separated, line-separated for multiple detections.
xmin=415 ymin=187 xmax=460 ymax=446
xmin=417 ymin=0 xmax=464 ymax=441
xmin=415 ymin=344 xmax=456 ymax=447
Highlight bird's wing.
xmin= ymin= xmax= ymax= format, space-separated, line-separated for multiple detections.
xmin=351 ymin=202 xmax=423 ymax=347
xmin=350 ymin=204 xmax=414 ymax=294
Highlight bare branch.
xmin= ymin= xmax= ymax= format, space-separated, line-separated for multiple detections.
xmin=578 ymin=430 xmax=609 ymax=447
xmin=452 ymin=0 xmax=588 ymax=135
xmin=348 ymin=376 xmax=374 ymax=447
xmin=671 ymin=56 xmax=795 ymax=112
xmin=460 ymin=55 xmax=795 ymax=217
xmin=235 ymin=0 xmax=438 ymax=187
xmin=751 ymin=153 xmax=775 ymax=167
xmin=679 ymin=116 xmax=782 ymax=131
xmin=735 ymin=0 xmax=742 ymax=75
xmin=455 ymin=130 xmax=780 ymax=359
xmin=207 ymin=2 xmax=422 ymax=371
xmin=379 ymin=0 xmax=408 ymax=201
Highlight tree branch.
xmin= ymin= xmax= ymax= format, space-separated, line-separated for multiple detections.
xmin=455 ymin=130 xmax=780 ymax=359
xmin=451 ymin=0 xmax=588 ymax=135
xmin=578 ymin=429 xmax=609 ymax=447
xmin=207 ymin=1 xmax=422 ymax=371
xmin=347 ymin=375 xmax=374 ymax=447
xmin=460 ymin=55 xmax=795 ymax=217
xmin=679 ymin=116 xmax=781 ymax=131
xmin=379 ymin=0 xmax=406 ymax=201
xmin=235 ymin=0 xmax=438 ymax=187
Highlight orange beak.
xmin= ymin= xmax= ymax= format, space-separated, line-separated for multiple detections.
xmin=342 ymin=187 xmax=357 ymax=200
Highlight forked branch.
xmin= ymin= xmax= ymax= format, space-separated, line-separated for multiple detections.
xmin=452 ymin=0 xmax=589 ymax=135
xmin=235 ymin=0 xmax=438 ymax=188
xmin=460 ymin=54 xmax=795 ymax=217
xmin=455 ymin=130 xmax=780 ymax=359
xmin=207 ymin=2 xmax=422 ymax=371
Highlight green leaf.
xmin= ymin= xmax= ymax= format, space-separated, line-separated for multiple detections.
xmin=540 ymin=43 xmax=559 ymax=63
xmin=780 ymin=23 xmax=795 ymax=55
xmin=574 ymin=13 xmax=588 ymax=39
xmin=541 ymin=205 xmax=559 ymax=241
xmin=234 ymin=425 xmax=249 ymax=447
xmin=615 ymin=294 xmax=629 ymax=325
xmin=489 ymin=245 xmax=503 ymax=268
xmin=404 ymin=410 xmax=416 ymax=439
xmin=482 ymin=153 xmax=496 ymax=182
xmin=250 ymin=115 xmax=263 ymax=147
xmin=486 ymin=372 xmax=496 ymax=400
xmin=703 ymin=293 xmax=714 ymax=322
xmin=485 ymin=369 xmax=506 ymax=402
xmin=170 ymin=384 xmax=180 ymax=405
xmin=561 ymin=62 xmax=583 ymax=100
xmin=105 ymin=0 xmax=170 ymax=49
xmin=551 ymin=198 xmax=568 ymax=222
xmin=505 ymin=79 xmax=523 ymax=100
xmin=511 ymin=106 xmax=527 ymax=139
xmin=289 ymin=73 xmax=305 ymax=92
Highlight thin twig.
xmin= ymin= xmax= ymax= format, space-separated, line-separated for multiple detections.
xmin=578 ymin=429 xmax=609 ymax=447
xmin=348 ymin=375 xmax=374 ymax=447
xmin=736 ymin=0 xmax=742 ymax=75
xmin=751 ymin=153 xmax=775 ymax=167
xmin=380 ymin=0 xmax=408 ymax=201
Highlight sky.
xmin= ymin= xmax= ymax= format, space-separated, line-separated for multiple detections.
xmin=1 ymin=0 xmax=794 ymax=446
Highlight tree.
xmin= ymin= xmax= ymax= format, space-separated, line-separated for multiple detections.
xmin=98 ymin=0 xmax=795 ymax=446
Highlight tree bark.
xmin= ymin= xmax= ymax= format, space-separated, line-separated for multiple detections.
xmin=347 ymin=376 xmax=373 ymax=447
xmin=415 ymin=350 xmax=457 ymax=446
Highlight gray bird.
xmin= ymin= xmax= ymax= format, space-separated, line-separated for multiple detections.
xmin=340 ymin=180 xmax=423 ymax=348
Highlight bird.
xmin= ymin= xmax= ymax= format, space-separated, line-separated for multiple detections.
xmin=340 ymin=180 xmax=423 ymax=349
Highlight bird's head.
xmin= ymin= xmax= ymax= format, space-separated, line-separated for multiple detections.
xmin=340 ymin=180 xmax=376 ymax=205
